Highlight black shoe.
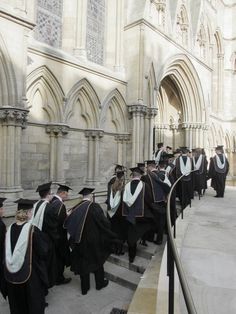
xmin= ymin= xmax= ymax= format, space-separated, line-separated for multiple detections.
xmin=56 ymin=277 xmax=72 ymax=285
xmin=129 ymin=257 xmax=134 ymax=263
xmin=82 ymin=290 xmax=88 ymax=295
xmin=214 ymin=195 xmax=219 ymax=198
xmin=44 ymin=302 xmax=49 ymax=308
xmin=154 ymin=240 xmax=162 ymax=245
xmin=96 ymin=279 xmax=109 ymax=290
xmin=140 ymin=240 xmax=148 ymax=247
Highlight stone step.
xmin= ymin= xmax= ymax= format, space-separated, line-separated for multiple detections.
xmin=107 ymin=252 xmax=150 ymax=274
xmin=122 ymin=241 xmax=158 ymax=260
xmin=104 ymin=261 xmax=141 ymax=291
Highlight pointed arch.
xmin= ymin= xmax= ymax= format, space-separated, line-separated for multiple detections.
xmin=27 ymin=66 xmax=64 ymax=122
xmin=214 ymin=28 xmax=224 ymax=55
xmin=0 ymin=34 xmax=18 ymax=107
xmin=157 ymin=54 xmax=206 ymax=124
xmin=65 ymin=78 xmax=100 ymax=129
xmin=99 ymin=88 xmax=128 ymax=133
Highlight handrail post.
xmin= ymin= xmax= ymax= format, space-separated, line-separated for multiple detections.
xmin=167 ymin=234 xmax=175 ymax=314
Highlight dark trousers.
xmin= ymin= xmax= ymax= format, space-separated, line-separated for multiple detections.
xmin=128 ymin=243 xmax=137 ymax=262
xmin=156 ymin=212 xmax=166 ymax=243
xmin=80 ymin=266 xmax=105 ymax=294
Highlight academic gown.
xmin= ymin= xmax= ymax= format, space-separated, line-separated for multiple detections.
xmin=68 ymin=200 xmax=117 ymax=275
xmin=0 ymin=218 xmax=7 ymax=298
xmin=50 ymin=196 xmax=71 ymax=277
xmin=123 ymin=180 xmax=155 ymax=246
xmin=193 ymin=155 xmax=208 ymax=196
xmin=174 ymin=156 xmax=193 ymax=210
xmin=5 ymin=223 xmax=48 ymax=314
xmin=107 ymin=190 xmax=127 ymax=244
xmin=208 ymin=154 xmax=229 ymax=197
xmin=33 ymin=200 xmax=58 ymax=287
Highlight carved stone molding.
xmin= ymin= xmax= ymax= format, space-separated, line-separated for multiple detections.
xmin=181 ymin=122 xmax=209 ymax=130
xmin=0 ymin=107 xmax=29 ymax=128
xmin=46 ymin=123 xmax=70 ymax=136
xmin=128 ymin=104 xmax=147 ymax=116
xmin=84 ymin=129 xmax=104 ymax=139
xmin=151 ymin=0 xmax=166 ymax=12
xmin=147 ymin=107 xmax=158 ymax=118
xmin=114 ymin=134 xmax=131 ymax=142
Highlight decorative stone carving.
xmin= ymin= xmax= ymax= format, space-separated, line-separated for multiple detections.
xmin=46 ymin=123 xmax=69 ymax=136
xmin=35 ymin=0 xmax=63 ymax=48
xmin=86 ymin=0 xmax=105 ymax=65
xmin=84 ymin=129 xmax=104 ymax=139
xmin=0 ymin=107 xmax=29 ymax=128
xmin=147 ymin=107 xmax=158 ymax=118
xmin=128 ymin=104 xmax=147 ymax=116
xmin=114 ymin=134 xmax=130 ymax=142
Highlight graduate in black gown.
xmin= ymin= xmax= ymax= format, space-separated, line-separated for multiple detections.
xmin=4 ymin=199 xmax=48 ymax=314
xmin=50 ymin=184 xmax=72 ymax=285
xmin=31 ymin=182 xmax=58 ymax=288
xmin=192 ymin=148 xmax=208 ymax=198
xmin=123 ymin=167 xmax=154 ymax=262
xmin=0 ymin=197 xmax=7 ymax=299
xmin=65 ymin=187 xmax=117 ymax=295
xmin=174 ymin=147 xmax=193 ymax=210
xmin=106 ymin=164 xmax=126 ymax=206
xmin=107 ymin=171 xmax=126 ymax=255
xmin=208 ymin=145 xmax=229 ymax=197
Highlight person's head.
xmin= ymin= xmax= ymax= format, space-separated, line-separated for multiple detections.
xmin=145 ymin=160 xmax=156 ymax=172
xmin=158 ymin=160 xmax=166 ymax=170
xmin=36 ymin=182 xmax=52 ymax=200
xmin=14 ymin=199 xmax=37 ymax=223
xmin=57 ymin=184 xmax=72 ymax=201
xmin=0 ymin=198 xmax=6 ymax=218
xmin=112 ymin=173 xmax=125 ymax=193
xmin=78 ymin=187 xmax=95 ymax=201
xmin=157 ymin=142 xmax=164 ymax=150
xmin=166 ymin=146 xmax=172 ymax=153
xmin=137 ymin=163 xmax=145 ymax=173
xmin=114 ymin=164 xmax=125 ymax=173
xmin=179 ymin=147 xmax=189 ymax=155
xmin=173 ymin=149 xmax=181 ymax=158
xmin=215 ymin=145 xmax=224 ymax=154
xmin=129 ymin=167 xmax=144 ymax=179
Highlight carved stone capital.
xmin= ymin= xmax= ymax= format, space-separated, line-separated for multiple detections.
xmin=115 ymin=134 xmax=130 ymax=143
xmin=128 ymin=104 xmax=147 ymax=116
xmin=156 ymin=123 xmax=169 ymax=130
xmin=147 ymin=107 xmax=158 ymax=118
xmin=84 ymin=129 xmax=104 ymax=139
xmin=0 ymin=107 xmax=29 ymax=128
xmin=46 ymin=123 xmax=70 ymax=136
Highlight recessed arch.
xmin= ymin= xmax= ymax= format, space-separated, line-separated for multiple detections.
xmin=99 ymin=88 xmax=128 ymax=133
xmin=65 ymin=78 xmax=100 ymax=129
xmin=27 ymin=66 xmax=64 ymax=123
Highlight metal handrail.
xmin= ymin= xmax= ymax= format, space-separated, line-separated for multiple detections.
xmin=166 ymin=170 xmax=198 ymax=314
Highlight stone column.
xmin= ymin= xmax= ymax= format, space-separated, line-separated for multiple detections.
xmin=147 ymin=108 xmax=158 ymax=159
xmin=85 ymin=129 xmax=104 ymax=184
xmin=46 ymin=124 xmax=69 ymax=184
xmin=115 ymin=134 xmax=130 ymax=165
xmin=114 ymin=0 xmax=125 ymax=72
xmin=0 ymin=107 xmax=28 ymax=198
xmin=73 ymin=0 xmax=88 ymax=59
xmin=128 ymin=104 xmax=147 ymax=165
xmin=217 ymin=53 xmax=224 ymax=113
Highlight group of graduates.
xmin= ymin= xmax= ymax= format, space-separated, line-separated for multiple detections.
xmin=0 ymin=142 xmax=229 ymax=314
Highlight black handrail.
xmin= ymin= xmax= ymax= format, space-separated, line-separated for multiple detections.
xmin=166 ymin=170 xmax=198 ymax=314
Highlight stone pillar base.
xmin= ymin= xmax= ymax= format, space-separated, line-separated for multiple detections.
xmin=0 ymin=188 xmax=23 ymax=199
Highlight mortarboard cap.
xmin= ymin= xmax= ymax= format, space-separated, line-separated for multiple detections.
xmin=129 ymin=167 xmax=144 ymax=175
xmin=0 ymin=197 xmax=6 ymax=208
xmin=57 ymin=184 xmax=72 ymax=192
xmin=166 ymin=146 xmax=172 ymax=150
xmin=78 ymin=187 xmax=95 ymax=196
xmin=36 ymin=181 xmax=52 ymax=193
xmin=146 ymin=160 xmax=156 ymax=166
xmin=173 ymin=149 xmax=181 ymax=155
xmin=157 ymin=142 xmax=164 ymax=148
xmin=14 ymin=198 xmax=37 ymax=211
xmin=179 ymin=147 xmax=189 ymax=154
xmin=114 ymin=164 xmax=125 ymax=171
xmin=215 ymin=145 xmax=224 ymax=150
xmin=137 ymin=163 xmax=145 ymax=168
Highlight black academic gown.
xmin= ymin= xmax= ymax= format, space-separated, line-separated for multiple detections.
xmin=68 ymin=200 xmax=117 ymax=275
xmin=208 ymin=154 xmax=229 ymax=197
xmin=193 ymin=155 xmax=208 ymax=196
xmin=122 ymin=180 xmax=155 ymax=246
xmin=0 ymin=218 xmax=7 ymax=298
xmin=50 ymin=196 xmax=71 ymax=281
xmin=5 ymin=223 xmax=48 ymax=314
xmin=33 ymin=200 xmax=58 ymax=287
xmin=174 ymin=156 xmax=193 ymax=210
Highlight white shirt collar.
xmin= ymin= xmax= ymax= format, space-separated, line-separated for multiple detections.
xmin=54 ymin=194 xmax=62 ymax=202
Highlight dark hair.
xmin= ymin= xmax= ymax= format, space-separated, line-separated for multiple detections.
xmin=39 ymin=190 xmax=50 ymax=198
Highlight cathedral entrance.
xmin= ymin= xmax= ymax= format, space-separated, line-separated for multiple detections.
xmin=154 ymin=55 xmax=207 ymax=152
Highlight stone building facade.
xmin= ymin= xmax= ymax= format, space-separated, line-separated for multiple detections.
xmin=0 ymin=0 xmax=235 ymax=204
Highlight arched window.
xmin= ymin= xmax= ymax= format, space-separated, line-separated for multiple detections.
xmin=34 ymin=0 xmax=63 ymax=48
xmin=86 ymin=0 xmax=105 ymax=65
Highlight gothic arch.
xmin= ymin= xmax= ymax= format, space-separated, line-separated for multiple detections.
xmin=99 ymin=89 xmax=128 ymax=133
xmin=27 ymin=66 xmax=64 ymax=122
xmin=157 ymin=54 xmax=206 ymax=124
xmin=0 ymin=34 xmax=18 ymax=107
xmin=214 ymin=28 xmax=224 ymax=55
xmin=65 ymin=78 xmax=100 ymax=129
